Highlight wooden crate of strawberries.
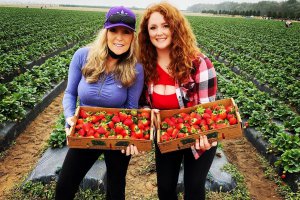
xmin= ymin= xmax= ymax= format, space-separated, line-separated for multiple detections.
xmin=156 ymin=98 xmax=243 ymax=153
xmin=67 ymin=106 xmax=154 ymax=151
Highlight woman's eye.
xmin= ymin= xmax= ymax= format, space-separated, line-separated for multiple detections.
xmin=123 ymin=30 xmax=131 ymax=34
xmin=163 ymin=24 xmax=169 ymax=28
xmin=149 ymin=26 xmax=156 ymax=30
xmin=109 ymin=28 xmax=116 ymax=32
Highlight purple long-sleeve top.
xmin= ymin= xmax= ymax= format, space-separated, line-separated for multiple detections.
xmin=63 ymin=47 xmax=144 ymax=124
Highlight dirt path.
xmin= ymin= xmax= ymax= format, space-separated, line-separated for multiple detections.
xmin=0 ymin=92 xmax=283 ymax=200
xmin=222 ymin=139 xmax=282 ymax=200
xmin=0 ymin=93 xmax=64 ymax=199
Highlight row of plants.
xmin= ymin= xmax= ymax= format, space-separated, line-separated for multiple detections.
xmin=188 ymin=16 xmax=300 ymax=111
xmin=0 ymin=37 xmax=93 ymax=124
xmin=0 ymin=7 xmax=104 ymax=81
xmin=211 ymin=59 xmax=299 ymax=184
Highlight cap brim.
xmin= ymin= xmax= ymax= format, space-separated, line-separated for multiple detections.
xmin=105 ymin=23 xmax=135 ymax=32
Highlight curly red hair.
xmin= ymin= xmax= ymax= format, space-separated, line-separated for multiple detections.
xmin=138 ymin=2 xmax=200 ymax=84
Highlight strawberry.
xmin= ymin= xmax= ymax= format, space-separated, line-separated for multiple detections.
xmin=108 ymin=121 xmax=114 ymax=129
xmin=202 ymin=113 xmax=211 ymax=119
xmin=138 ymin=121 xmax=145 ymax=130
xmin=123 ymin=118 xmax=133 ymax=126
xmin=141 ymin=111 xmax=150 ymax=119
xmin=140 ymin=118 xmax=150 ymax=127
xmin=201 ymin=124 xmax=209 ymax=131
xmin=82 ymin=122 xmax=92 ymax=132
xmin=135 ymin=129 xmax=143 ymax=139
xmin=226 ymin=105 xmax=235 ymax=114
xmin=77 ymin=118 xmax=84 ymax=124
xmin=118 ymin=111 xmax=128 ymax=122
xmin=144 ymin=134 xmax=150 ymax=140
xmin=177 ymin=117 xmax=184 ymax=123
xmin=205 ymin=107 xmax=212 ymax=115
xmin=229 ymin=117 xmax=237 ymax=125
xmin=96 ymin=127 xmax=106 ymax=135
xmin=87 ymin=129 xmax=95 ymax=137
xmin=211 ymin=113 xmax=218 ymax=121
xmin=161 ymin=132 xmax=170 ymax=142
xmin=79 ymin=109 xmax=89 ymax=119
xmin=91 ymin=115 xmax=101 ymax=123
xmin=167 ymin=127 xmax=174 ymax=135
xmin=112 ymin=115 xmax=120 ymax=123
xmin=171 ymin=129 xmax=179 ymax=139
xmin=121 ymin=129 xmax=130 ymax=137
xmin=78 ymin=129 xmax=86 ymax=137
xmin=177 ymin=132 xmax=186 ymax=138
xmin=218 ymin=110 xmax=227 ymax=120
xmin=115 ymin=123 xmax=124 ymax=134
xmin=75 ymin=124 xmax=82 ymax=130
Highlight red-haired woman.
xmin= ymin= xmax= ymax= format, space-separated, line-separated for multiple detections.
xmin=138 ymin=2 xmax=218 ymax=200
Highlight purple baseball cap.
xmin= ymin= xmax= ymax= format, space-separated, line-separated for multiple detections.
xmin=104 ymin=6 xmax=136 ymax=31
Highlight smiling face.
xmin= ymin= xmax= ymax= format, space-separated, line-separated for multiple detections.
xmin=107 ymin=26 xmax=133 ymax=55
xmin=147 ymin=12 xmax=172 ymax=51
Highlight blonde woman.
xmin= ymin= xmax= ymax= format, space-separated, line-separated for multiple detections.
xmin=55 ymin=6 xmax=144 ymax=200
xmin=138 ymin=2 xmax=217 ymax=200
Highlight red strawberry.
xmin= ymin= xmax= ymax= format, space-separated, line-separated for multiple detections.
xmin=226 ymin=105 xmax=235 ymax=114
xmin=229 ymin=117 xmax=237 ymax=125
xmin=135 ymin=129 xmax=143 ymax=139
xmin=205 ymin=107 xmax=212 ymax=115
xmin=171 ymin=129 xmax=179 ymax=139
xmin=112 ymin=115 xmax=120 ymax=123
xmin=78 ymin=129 xmax=86 ymax=137
xmin=177 ymin=132 xmax=186 ymax=138
xmin=96 ymin=127 xmax=106 ymax=135
xmin=167 ymin=127 xmax=174 ymax=135
xmin=144 ymin=134 xmax=150 ymax=140
xmin=108 ymin=121 xmax=114 ymax=129
xmin=115 ymin=123 xmax=124 ymax=134
xmin=77 ymin=118 xmax=84 ymax=124
xmin=141 ymin=111 xmax=150 ymax=119
xmin=218 ymin=110 xmax=227 ymax=120
xmin=118 ymin=112 xmax=128 ymax=122
xmin=202 ymin=113 xmax=211 ymax=119
xmin=123 ymin=118 xmax=133 ymax=126
xmin=79 ymin=110 xmax=89 ymax=119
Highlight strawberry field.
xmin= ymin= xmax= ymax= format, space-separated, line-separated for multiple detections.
xmin=0 ymin=6 xmax=299 ymax=199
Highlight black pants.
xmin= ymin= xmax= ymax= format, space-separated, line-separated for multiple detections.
xmin=155 ymin=144 xmax=217 ymax=200
xmin=55 ymin=148 xmax=131 ymax=200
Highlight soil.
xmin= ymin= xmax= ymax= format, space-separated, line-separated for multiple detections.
xmin=0 ymin=92 xmax=283 ymax=200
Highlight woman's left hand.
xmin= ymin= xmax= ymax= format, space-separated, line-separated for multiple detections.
xmin=195 ymin=135 xmax=217 ymax=151
xmin=121 ymin=145 xmax=139 ymax=156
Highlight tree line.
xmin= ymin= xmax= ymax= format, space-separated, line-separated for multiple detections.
xmin=187 ymin=0 xmax=300 ymax=20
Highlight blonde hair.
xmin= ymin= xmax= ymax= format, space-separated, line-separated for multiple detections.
xmin=82 ymin=29 xmax=138 ymax=87
xmin=138 ymin=2 xmax=200 ymax=84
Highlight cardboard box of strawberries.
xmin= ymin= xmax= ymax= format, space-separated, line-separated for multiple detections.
xmin=156 ymin=98 xmax=243 ymax=153
xmin=67 ymin=106 xmax=154 ymax=151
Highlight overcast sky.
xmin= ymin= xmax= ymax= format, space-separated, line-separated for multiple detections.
xmin=0 ymin=0 xmax=282 ymax=10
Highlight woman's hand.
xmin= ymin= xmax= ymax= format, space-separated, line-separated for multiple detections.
xmin=194 ymin=135 xmax=217 ymax=151
xmin=65 ymin=116 xmax=76 ymax=137
xmin=121 ymin=145 xmax=139 ymax=156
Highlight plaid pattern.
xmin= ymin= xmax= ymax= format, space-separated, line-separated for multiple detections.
xmin=182 ymin=55 xmax=217 ymax=107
